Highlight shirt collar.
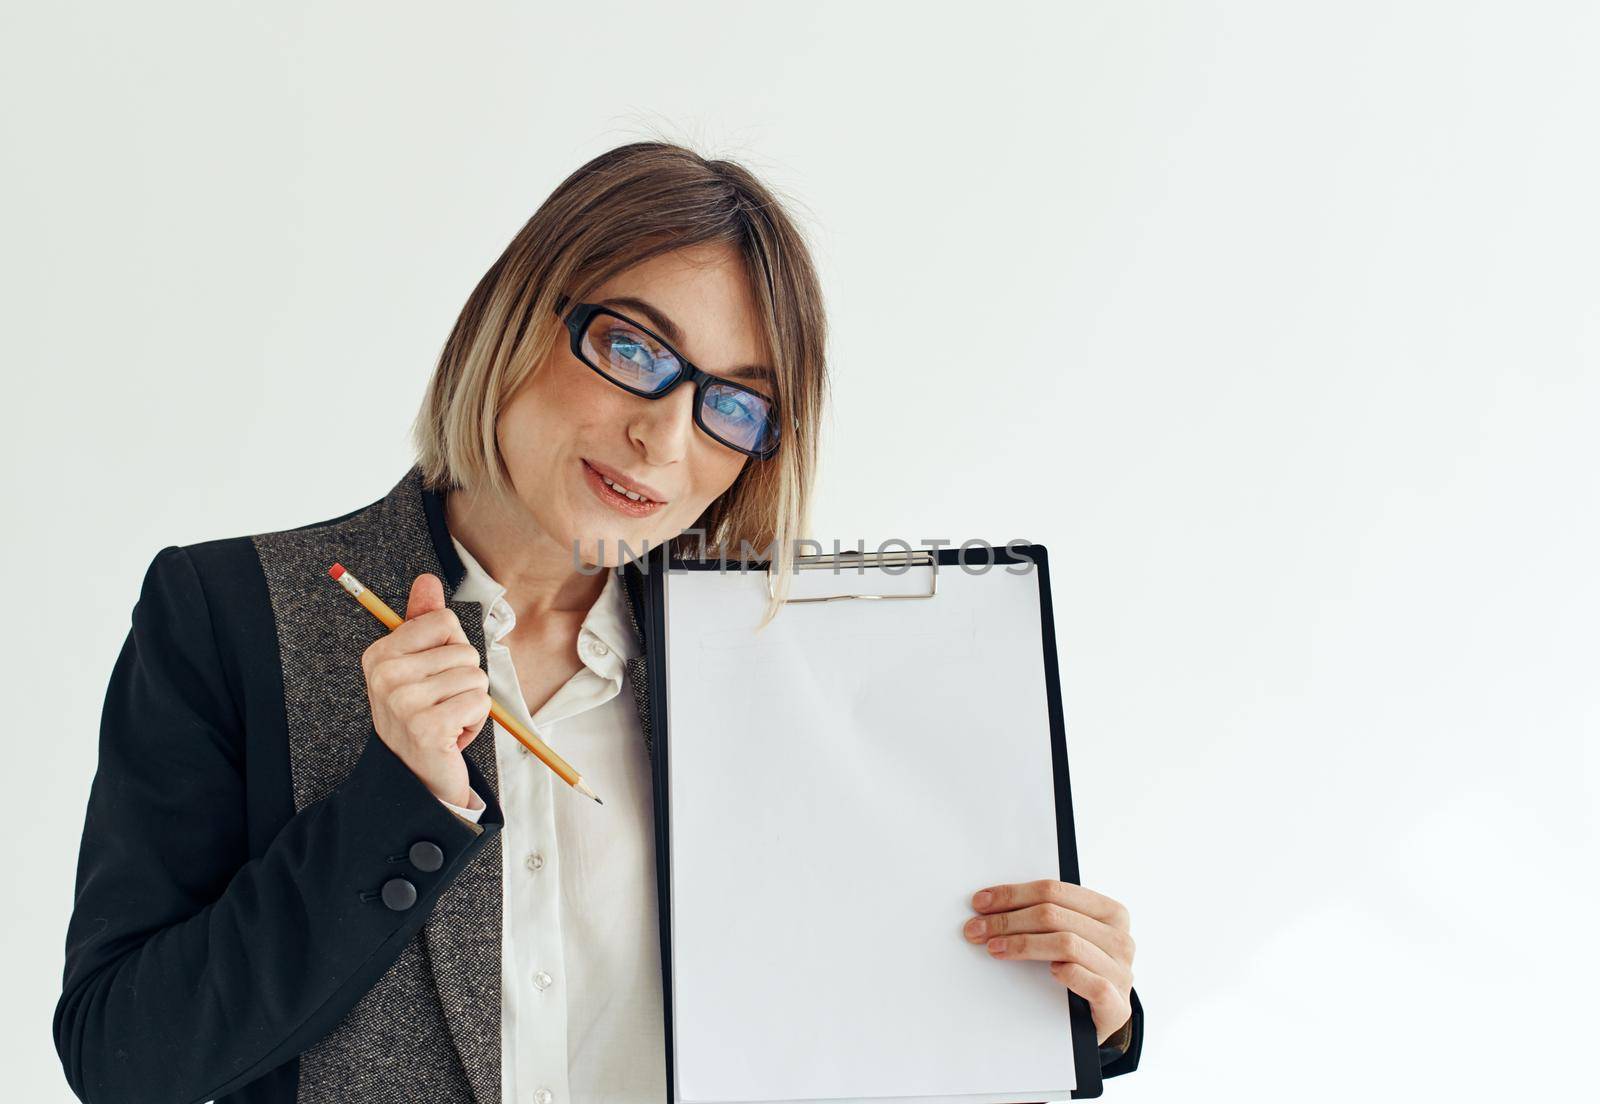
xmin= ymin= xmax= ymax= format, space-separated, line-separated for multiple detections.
xmin=447 ymin=534 xmax=640 ymax=680
xmin=447 ymin=533 xmax=506 ymax=609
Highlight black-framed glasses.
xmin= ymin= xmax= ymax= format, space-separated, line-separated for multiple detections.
xmin=553 ymin=293 xmax=782 ymax=459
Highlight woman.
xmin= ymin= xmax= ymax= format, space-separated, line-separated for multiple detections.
xmin=54 ymin=141 xmax=1141 ymax=1104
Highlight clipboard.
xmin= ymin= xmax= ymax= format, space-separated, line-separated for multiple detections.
xmin=628 ymin=542 xmax=1102 ymax=1103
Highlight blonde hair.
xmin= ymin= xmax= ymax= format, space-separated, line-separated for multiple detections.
xmin=410 ymin=140 xmax=829 ymax=626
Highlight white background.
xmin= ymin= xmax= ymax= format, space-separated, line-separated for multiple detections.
xmin=4 ymin=2 xmax=1595 ymax=1100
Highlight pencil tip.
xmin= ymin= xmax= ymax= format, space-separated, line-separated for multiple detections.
xmin=594 ymin=795 xmax=604 ymax=805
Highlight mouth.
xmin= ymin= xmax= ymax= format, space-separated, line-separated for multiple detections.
xmin=582 ymin=458 xmax=667 ymax=517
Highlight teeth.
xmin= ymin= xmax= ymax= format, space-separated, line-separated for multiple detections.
xmin=601 ymin=473 xmax=651 ymax=503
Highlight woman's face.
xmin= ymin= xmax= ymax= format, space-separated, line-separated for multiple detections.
xmin=496 ymin=243 xmax=767 ymax=568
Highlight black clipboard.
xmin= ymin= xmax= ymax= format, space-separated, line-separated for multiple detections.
xmin=624 ymin=542 xmax=1103 ymax=1102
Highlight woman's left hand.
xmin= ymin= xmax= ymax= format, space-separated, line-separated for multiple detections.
xmin=963 ymin=879 xmax=1135 ymax=1045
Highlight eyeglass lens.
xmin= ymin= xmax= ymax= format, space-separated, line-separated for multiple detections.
xmin=579 ymin=310 xmax=778 ymax=455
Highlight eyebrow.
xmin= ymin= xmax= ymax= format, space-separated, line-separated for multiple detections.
xmin=597 ymin=296 xmax=776 ymax=384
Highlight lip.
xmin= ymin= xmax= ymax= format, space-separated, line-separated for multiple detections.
xmin=582 ymin=458 xmax=668 ymax=518
xmin=582 ymin=457 xmax=669 ymax=504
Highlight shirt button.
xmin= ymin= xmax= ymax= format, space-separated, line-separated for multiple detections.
xmin=525 ymin=851 xmax=545 ymax=871
xmin=533 ymin=970 xmax=552 ymax=991
xmin=534 ymin=1089 xmax=553 ymax=1104
xmin=586 ymin=638 xmax=609 ymax=658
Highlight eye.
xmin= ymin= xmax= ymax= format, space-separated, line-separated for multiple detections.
xmin=711 ymin=390 xmax=760 ymax=422
xmin=604 ymin=329 xmax=658 ymax=370
xmin=700 ymin=381 xmax=779 ymax=453
xmin=583 ymin=316 xmax=680 ymax=389
xmin=713 ymin=393 xmax=746 ymax=417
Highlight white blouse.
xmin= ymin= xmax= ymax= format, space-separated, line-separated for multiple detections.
xmin=437 ymin=534 xmax=666 ymax=1104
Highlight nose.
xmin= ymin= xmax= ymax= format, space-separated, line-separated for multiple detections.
xmin=628 ymin=382 xmax=699 ymax=463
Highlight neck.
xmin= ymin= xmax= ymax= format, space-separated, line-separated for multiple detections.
xmin=443 ymin=483 xmax=607 ymax=620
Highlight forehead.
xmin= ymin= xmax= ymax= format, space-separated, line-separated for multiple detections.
xmin=589 ymin=245 xmax=768 ymax=369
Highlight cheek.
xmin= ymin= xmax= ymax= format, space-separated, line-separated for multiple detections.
xmin=692 ymin=452 xmax=748 ymax=506
xmin=504 ymin=363 xmax=608 ymax=444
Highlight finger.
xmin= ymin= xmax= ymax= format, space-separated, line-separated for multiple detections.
xmin=418 ymin=682 xmax=492 ymax=750
xmin=386 ymin=606 xmax=471 ymax=656
xmin=1049 ymin=962 xmax=1132 ymax=1044
xmin=395 ymin=665 xmax=489 ymax=722
xmin=972 ymin=879 xmax=1131 ymax=932
xmin=964 ymin=902 xmax=1135 ymax=968
xmin=985 ymin=928 xmax=1133 ymax=989
xmin=381 ymin=642 xmax=483 ymax=687
xmin=406 ymin=572 xmax=446 ymax=619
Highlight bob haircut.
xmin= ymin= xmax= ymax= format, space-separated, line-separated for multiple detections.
xmin=410 ymin=140 xmax=829 ymax=626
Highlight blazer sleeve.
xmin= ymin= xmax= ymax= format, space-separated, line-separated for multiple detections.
xmin=1100 ymin=986 xmax=1144 ymax=1078
xmin=53 ymin=545 xmax=501 ymax=1104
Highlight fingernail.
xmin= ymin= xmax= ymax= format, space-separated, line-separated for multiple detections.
xmin=965 ymin=917 xmax=986 ymax=938
xmin=974 ymin=890 xmax=992 ymax=909
xmin=988 ymin=937 xmax=1007 ymax=954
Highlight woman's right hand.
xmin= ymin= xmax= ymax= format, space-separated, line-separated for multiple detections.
xmin=360 ymin=572 xmax=491 ymax=807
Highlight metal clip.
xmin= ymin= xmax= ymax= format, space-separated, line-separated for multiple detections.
xmin=767 ymin=549 xmax=939 ymax=604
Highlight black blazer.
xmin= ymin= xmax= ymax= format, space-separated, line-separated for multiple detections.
xmin=54 ymin=467 xmax=1142 ymax=1103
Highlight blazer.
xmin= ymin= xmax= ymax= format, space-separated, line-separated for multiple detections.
xmin=54 ymin=464 xmax=1143 ymax=1104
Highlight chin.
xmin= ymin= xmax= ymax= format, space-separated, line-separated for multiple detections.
xmin=568 ymin=530 xmax=654 ymax=570
xmin=611 ymin=530 xmax=672 ymax=567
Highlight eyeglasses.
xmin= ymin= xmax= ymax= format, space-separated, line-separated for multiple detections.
xmin=552 ymin=294 xmax=782 ymax=459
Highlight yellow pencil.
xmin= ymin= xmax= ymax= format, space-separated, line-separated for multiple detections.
xmin=328 ymin=561 xmax=603 ymax=805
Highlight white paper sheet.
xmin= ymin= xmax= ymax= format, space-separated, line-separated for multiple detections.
xmin=662 ymin=557 xmax=1078 ymax=1104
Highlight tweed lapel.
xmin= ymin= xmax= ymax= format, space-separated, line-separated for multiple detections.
xmin=255 ymin=464 xmax=663 ymax=1103
xmin=252 ymin=464 xmax=504 ymax=1102
xmin=337 ymin=466 xmax=504 ymax=1104
xmin=618 ymin=556 xmax=654 ymax=759
xmin=275 ymin=464 xmax=662 ymax=1100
